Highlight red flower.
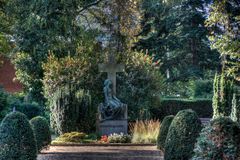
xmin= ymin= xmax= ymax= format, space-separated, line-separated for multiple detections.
xmin=100 ymin=135 xmax=108 ymax=142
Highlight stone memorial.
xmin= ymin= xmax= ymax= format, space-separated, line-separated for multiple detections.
xmin=97 ymin=54 xmax=128 ymax=135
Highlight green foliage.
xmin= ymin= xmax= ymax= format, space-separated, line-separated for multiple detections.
xmin=49 ymin=86 xmax=87 ymax=134
xmin=43 ymin=33 xmax=102 ymax=134
xmin=0 ymin=112 xmax=37 ymax=160
xmin=30 ymin=116 xmax=51 ymax=152
xmin=15 ymin=102 xmax=43 ymax=120
xmin=206 ymin=0 xmax=240 ymax=81
xmin=53 ymin=132 xmax=86 ymax=143
xmin=230 ymin=94 xmax=240 ymax=123
xmin=157 ymin=115 xmax=174 ymax=150
xmin=135 ymin=0 xmax=219 ymax=83
xmin=0 ymin=87 xmax=8 ymax=120
xmin=150 ymin=98 xmax=212 ymax=120
xmin=6 ymin=0 xmax=97 ymax=103
xmin=164 ymin=109 xmax=202 ymax=160
xmin=190 ymin=79 xmax=213 ymax=99
xmin=212 ymin=73 xmax=234 ymax=118
xmin=0 ymin=0 xmax=13 ymax=55
xmin=108 ymin=133 xmax=131 ymax=143
xmin=118 ymin=51 xmax=165 ymax=120
xmin=192 ymin=117 xmax=240 ymax=160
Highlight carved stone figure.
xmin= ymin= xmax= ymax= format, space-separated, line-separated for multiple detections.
xmin=99 ymin=79 xmax=127 ymax=121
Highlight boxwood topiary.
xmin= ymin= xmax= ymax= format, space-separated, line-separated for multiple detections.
xmin=157 ymin=115 xmax=174 ymax=150
xmin=0 ymin=112 xmax=37 ymax=160
xmin=192 ymin=117 xmax=240 ymax=160
xmin=30 ymin=116 xmax=51 ymax=152
xmin=164 ymin=109 xmax=202 ymax=160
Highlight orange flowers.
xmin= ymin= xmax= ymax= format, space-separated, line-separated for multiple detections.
xmin=100 ymin=135 xmax=108 ymax=143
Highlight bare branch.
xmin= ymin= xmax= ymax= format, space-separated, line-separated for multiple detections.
xmin=78 ymin=0 xmax=104 ymax=13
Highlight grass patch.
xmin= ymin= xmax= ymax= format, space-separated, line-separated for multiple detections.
xmin=51 ymin=132 xmax=97 ymax=145
xmin=130 ymin=120 xmax=160 ymax=144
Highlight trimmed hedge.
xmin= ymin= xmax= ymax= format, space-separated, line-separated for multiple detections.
xmin=30 ymin=116 xmax=51 ymax=152
xmin=164 ymin=109 xmax=202 ymax=160
xmin=15 ymin=102 xmax=43 ymax=120
xmin=192 ymin=117 xmax=240 ymax=160
xmin=150 ymin=98 xmax=212 ymax=120
xmin=0 ymin=112 xmax=37 ymax=160
xmin=157 ymin=115 xmax=174 ymax=150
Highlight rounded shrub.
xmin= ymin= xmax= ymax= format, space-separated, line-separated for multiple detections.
xmin=30 ymin=116 xmax=51 ymax=152
xmin=0 ymin=112 xmax=37 ymax=160
xmin=157 ymin=115 xmax=174 ymax=150
xmin=164 ymin=109 xmax=202 ymax=160
xmin=192 ymin=117 xmax=240 ymax=160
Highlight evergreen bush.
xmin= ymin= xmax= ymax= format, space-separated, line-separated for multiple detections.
xmin=30 ymin=116 xmax=51 ymax=152
xmin=150 ymin=98 xmax=212 ymax=120
xmin=192 ymin=117 xmax=240 ymax=160
xmin=0 ymin=87 xmax=8 ymax=120
xmin=0 ymin=112 xmax=37 ymax=160
xmin=230 ymin=94 xmax=240 ymax=123
xmin=157 ymin=115 xmax=174 ymax=150
xmin=212 ymin=73 xmax=234 ymax=118
xmin=16 ymin=102 xmax=43 ymax=119
xmin=164 ymin=109 xmax=202 ymax=160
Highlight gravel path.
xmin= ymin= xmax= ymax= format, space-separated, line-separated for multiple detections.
xmin=38 ymin=145 xmax=163 ymax=160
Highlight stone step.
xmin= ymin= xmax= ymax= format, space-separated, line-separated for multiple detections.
xmin=37 ymin=145 xmax=163 ymax=160
xmin=38 ymin=154 xmax=163 ymax=160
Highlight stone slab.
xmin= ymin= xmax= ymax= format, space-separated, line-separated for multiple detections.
xmin=98 ymin=120 xmax=128 ymax=135
xmin=38 ymin=145 xmax=163 ymax=160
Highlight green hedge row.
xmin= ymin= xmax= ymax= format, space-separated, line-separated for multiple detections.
xmin=150 ymin=98 xmax=212 ymax=120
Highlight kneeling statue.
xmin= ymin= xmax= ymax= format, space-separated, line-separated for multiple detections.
xmin=99 ymin=79 xmax=127 ymax=121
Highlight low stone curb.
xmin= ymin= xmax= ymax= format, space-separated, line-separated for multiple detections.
xmin=50 ymin=143 xmax=156 ymax=147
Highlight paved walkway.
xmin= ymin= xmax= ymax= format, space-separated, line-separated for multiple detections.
xmin=38 ymin=145 xmax=163 ymax=160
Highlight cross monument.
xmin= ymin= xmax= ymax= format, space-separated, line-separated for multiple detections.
xmin=98 ymin=54 xmax=125 ymax=96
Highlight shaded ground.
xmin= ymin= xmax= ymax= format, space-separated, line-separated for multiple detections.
xmin=38 ymin=145 xmax=163 ymax=160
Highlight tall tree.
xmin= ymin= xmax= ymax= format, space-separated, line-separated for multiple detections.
xmin=6 ymin=0 xmax=98 ymax=103
xmin=206 ymin=0 xmax=240 ymax=82
xmin=0 ymin=0 xmax=12 ymax=56
xmin=135 ymin=0 xmax=219 ymax=82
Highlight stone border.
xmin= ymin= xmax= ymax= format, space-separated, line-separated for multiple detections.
xmin=51 ymin=143 xmax=156 ymax=147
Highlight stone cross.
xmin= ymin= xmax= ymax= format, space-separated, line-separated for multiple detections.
xmin=99 ymin=54 xmax=125 ymax=96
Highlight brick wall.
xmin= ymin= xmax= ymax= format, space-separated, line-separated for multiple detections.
xmin=0 ymin=56 xmax=23 ymax=93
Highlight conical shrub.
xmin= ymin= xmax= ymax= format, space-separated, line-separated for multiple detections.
xmin=157 ymin=115 xmax=174 ymax=150
xmin=164 ymin=109 xmax=202 ymax=160
xmin=0 ymin=112 xmax=37 ymax=160
xmin=30 ymin=116 xmax=51 ymax=152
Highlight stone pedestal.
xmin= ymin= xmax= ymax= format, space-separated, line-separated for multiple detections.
xmin=96 ymin=105 xmax=128 ymax=136
xmin=98 ymin=120 xmax=128 ymax=136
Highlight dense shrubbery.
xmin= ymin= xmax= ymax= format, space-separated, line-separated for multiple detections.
xmin=150 ymin=98 xmax=212 ymax=120
xmin=0 ymin=112 xmax=37 ymax=160
xmin=157 ymin=115 xmax=174 ymax=150
xmin=190 ymin=79 xmax=213 ymax=98
xmin=212 ymin=73 xmax=234 ymax=118
xmin=52 ymin=132 xmax=87 ymax=143
xmin=0 ymin=87 xmax=8 ymax=120
xmin=30 ymin=116 xmax=51 ymax=152
xmin=43 ymin=46 xmax=165 ymax=134
xmin=0 ymin=88 xmax=43 ymax=122
xmin=15 ymin=102 xmax=43 ymax=119
xmin=43 ymin=42 xmax=103 ymax=134
xmin=49 ymin=85 xmax=90 ymax=134
xmin=118 ymin=51 xmax=165 ymax=120
xmin=192 ymin=117 xmax=240 ymax=160
xmin=164 ymin=109 xmax=202 ymax=160
xmin=108 ymin=133 xmax=131 ymax=143
xmin=230 ymin=94 xmax=240 ymax=122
